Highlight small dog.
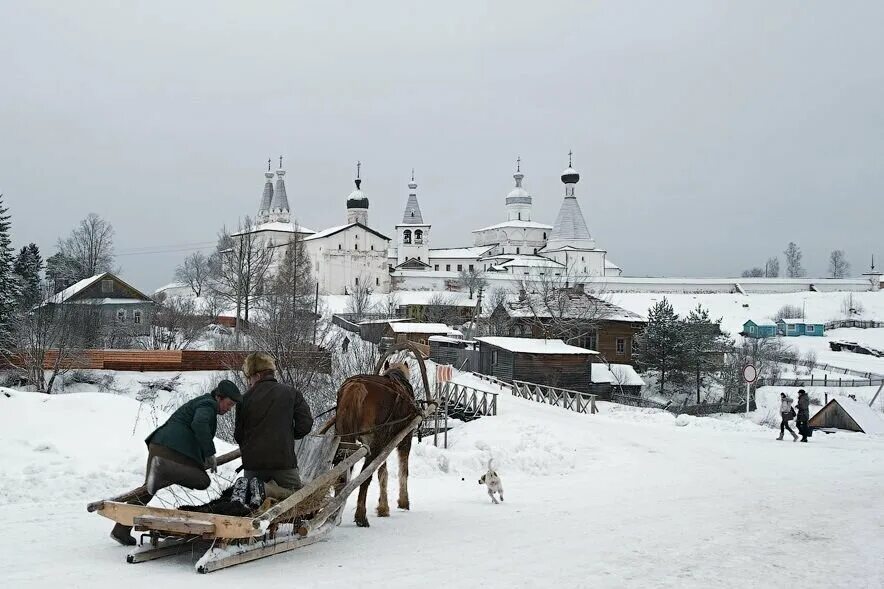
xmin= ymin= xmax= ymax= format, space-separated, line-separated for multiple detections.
xmin=478 ymin=459 xmax=504 ymax=504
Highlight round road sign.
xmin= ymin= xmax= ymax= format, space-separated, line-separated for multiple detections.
xmin=742 ymin=364 xmax=758 ymax=383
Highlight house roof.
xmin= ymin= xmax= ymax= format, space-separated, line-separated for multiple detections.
xmin=429 ymin=246 xmax=494 ymax=259
xmin=745 ymin=319 xmax=778 ymax=327
xmin=590 ymin=363 xmax=645 ymax=386
xmin=476 ymin=336 xmax=598 ymax=355
xmin=303 ymin=222 xmax=391 ymax=242
xmin=498 ymin=292 xmax=646 ymax=323
xmin=231 ymin=221 xmax=316 ymax=237
xmin=491 ymin=255 xmax=566 ymax=270
xmin=388 ymin=322 xmax=452 ymax=334
xmin=778 ymin=318 xmax=806 ymax=325
xmin=395 ymin=258 xmax=432 ymax=270
xmin=40 ymin=273 xmax=151 ymax=307
xmin=813 ymin=397 xmax=884 ymax=435
xmin=399 ymin=193 xmax=425 ymax=225
xmin=472 ymin=220 xmax=553 ymax=232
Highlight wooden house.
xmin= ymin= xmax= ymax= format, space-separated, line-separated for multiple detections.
xmin=475 ymin=336 xmax=598 ymax=392
xmin=40 ymin=272 xmax=155 ymax=338
xmin=588 ymin=362 xmax=645 ymax=398
xmin=777 ymin=318 xmax=826 ymax=337
xmin=382 ymin=322 xmax=458 ymax=355
xmin=742 ymin=319 xmax=778 ymax=338
xmin=488 ymin=290 xmax=646 ymax=364
xmin=808 ymin=397 xmax=884 ymax=434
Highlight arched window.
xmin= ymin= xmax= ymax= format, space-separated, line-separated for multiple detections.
xmin=338 ymin=244 xmax=342 ymax=250
xmin=543 ymin=232 xmax=547 ymax=240
xmin=518 ymin=212 xmax=521 ymax=220
xmin=355 ymin=243 xmax=358 ymax=250
xmin=403 ymin=230 xmax=412 ymax=244
xmin=415 ymin=230 xmax=423 ymax=244
xmin=516 ymin=247 xmax=520 ymax=254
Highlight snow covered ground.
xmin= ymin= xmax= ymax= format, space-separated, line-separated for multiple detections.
xmin=2 ymin=383 xmax=883 ymax=588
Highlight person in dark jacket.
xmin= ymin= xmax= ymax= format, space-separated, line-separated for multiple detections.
xmin=235 ymin=352 xmax=314 ymax=495
xmin=110 ymin=380 xmax=242 ymax=546
xmin=796 ymin=389 xmax=811 ymax=442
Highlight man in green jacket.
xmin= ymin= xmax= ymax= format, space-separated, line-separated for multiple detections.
xmin=110 ymin=380 xmax=242 ymax=546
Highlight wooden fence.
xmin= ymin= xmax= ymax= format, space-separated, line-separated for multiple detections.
xmin=4 ymin=348 xmax=331 ymax=373
xmin=421 ymin=381 xmax=499 ymax=448
xmin=473 ymin=372 xmax=514 ymax=392
xmin=756 ymin=374 xmax=884 ymax=388
xmin=824 ymin=319 xmax=884 ymax=330
xmin=512 ymin=380 xmax=598 ymax=415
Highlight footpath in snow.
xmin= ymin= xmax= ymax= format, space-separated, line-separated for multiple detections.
xmin=1 ymin=384 xmax=883 ymax=588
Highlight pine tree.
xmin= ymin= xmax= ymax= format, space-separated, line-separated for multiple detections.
xmin=0 ymin=195 xmax=19 ymax=332
xmin=634 ymin=297 xmax=683 ymax=395
xmin=683 ymin=304 xmax=730 ymax=403
xmin=13 ymin=243 xmax=43 ymax=309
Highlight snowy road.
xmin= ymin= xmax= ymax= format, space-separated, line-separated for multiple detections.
xmin=3 ymin=390 xmax=884 ymax=588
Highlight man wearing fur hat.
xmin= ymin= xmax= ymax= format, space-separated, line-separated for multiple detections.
xmin=235 ymin=352 xmax=314 ymax=494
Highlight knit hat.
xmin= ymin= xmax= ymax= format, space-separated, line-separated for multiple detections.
xmin=242 ymin=352 xmax=276 ymax=378
xmin=214 ymin=379 xmax=243 ymax=403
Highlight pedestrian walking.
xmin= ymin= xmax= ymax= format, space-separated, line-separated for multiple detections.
xmin=796 ymin=389 xmax=810 ymax=442
xmin=777 ymin=392 xmax=798 ymax=441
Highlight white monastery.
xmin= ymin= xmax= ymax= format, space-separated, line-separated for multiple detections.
xmin=233 ymin=154 xmax=621 ymax=295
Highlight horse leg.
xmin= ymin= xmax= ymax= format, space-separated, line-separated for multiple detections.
xmin=376 ymin=461 xmax=390 ymax=517
xmin=397 ymin=436 xmax=412 ymax=510
xmin=355 ymin=461 xmax=373 ymax=528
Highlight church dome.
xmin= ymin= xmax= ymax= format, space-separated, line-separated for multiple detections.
xmin=561 ymin=167 xmax=580 ymax=185
xmin=347 ymin=178 xmax=369 ymax=209
xmin=506 ymin=168 xmax=531 ymax=205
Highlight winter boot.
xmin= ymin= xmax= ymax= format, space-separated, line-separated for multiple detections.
xmin=230 ymin=477 xmax=249 ymax=506
xmin=791 ymin=432 xmax=799 ymax=441
xmin=777 ymin=434 xmax=784 ymax=441
xmin=247 ymin=477 xmax=266 ymax=510
xmin=110 ymin=523 xmax=136 ymax=546
xmin=145 ymin=456 xmax=174 ymax=495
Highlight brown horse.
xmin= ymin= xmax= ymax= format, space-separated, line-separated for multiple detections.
xmin=333 ymin=361 xmax=418 ymax=527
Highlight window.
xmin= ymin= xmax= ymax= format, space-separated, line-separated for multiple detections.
xmin=355 ymin=243 xmax=358 ymax=250
xmin=457 ymin=264 xmax=463 ymax=272
xmin=434 ymin=265 xmax=439 ymax=271
xmin=376 ymin=277 xmax=380 ymax=286
xmin=403 ymin=230 xmax=412 ymax=245
xmin=102 ymin=279 xmax=113 ymax=293
xmin=616 ymin=338 xmax=625 ymax=354
xmin=749 ymin=325 xmax=756 ymax=334
xmin=516 ymin=247 xmax=520 ymax=254
xmin=338 ymin=244 xmax=342 ymax=250
xmin=370 ymin=245 xmax=374 ymax=251
xmin=806 ymin=325 xmax=814 ymax=333
xmin=534 ymin=248 xmax=537 ymax=254
xmin=468 ymin=264 xmax=474 ymax=271
xmin=134 ymin=310 xmax=143 ymax=324
xmin=415 ymin=230 xmax=423 ymax=244
xmin=518 ymin=212 xmax=521 ymax=220
xmin=577 ymin=330 xmax=598 ymax=351
xmin=491 ymin=350 xmax=499 ymax=365
xmin=543 ymin=232 xmax=547 ymax=239
xmin=355 ymin=277 xmax=359 ymax=286
xmin=116 ymin=309 xmax=127 ymax=322
xmin=446 ymin=264 xmax=451 ymax=271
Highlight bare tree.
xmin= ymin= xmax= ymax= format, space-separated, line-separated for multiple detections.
xmin=483 ymin=287 xmax=511 ymax=336
xmin=513 ymin=273 xmax=610 ymax=346
xmin=210 ymin=218 xmax=274 ymax=338
xmin=841 ymin=293 xmax=864 ymax=317
xmin=458 ymin=267 xmax=487 ymax=299
xmin=765 ymin=257 xmax=780 ymax=278
xmin=774 ymin=304 xmax=803 ymax=321
xmin=721 ymin=337 xmax=796 ymax=402
xmin=2 ymin=286 xmax=88 ymax=393
xmin=423 ymin=293 xmax=465 ymax=326
xmin=741 ymin=267 xmax=764 ymax=278
xmin=345 ymin=276 xmax=374 ymax=321
xmin=784 ymin=242 xmax=805 ymax=278
xmin=380 ymin=291 xmax=401 ymax=319
xmin=142 ymin=295 xmax=210 ymax=350
xmin=175 ymin=251 xmax=211 ymax=297
xmin=56 ymin=213 xmax=116 ymax=280
xmin=828 ymin=249 xmax=850 ymax=278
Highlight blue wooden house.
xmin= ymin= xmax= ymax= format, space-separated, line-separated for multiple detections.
xmin=743 ymin=319 xmax=778 ymax=338
xmin=776 ymin=318 xmax=826 ymax=337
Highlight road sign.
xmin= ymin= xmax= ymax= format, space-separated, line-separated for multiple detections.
xmin=742 ymin=364 xmax=757 ymax=384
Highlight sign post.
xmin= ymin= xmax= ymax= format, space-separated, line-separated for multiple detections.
xmin=742 ymin=364 xmax=758 ymax=416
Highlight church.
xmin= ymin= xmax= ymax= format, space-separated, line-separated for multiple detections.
xmin=234 ymin=154 xmax=621 ymax=296
xmin=388 ymin=155 xmax=622 ymax=288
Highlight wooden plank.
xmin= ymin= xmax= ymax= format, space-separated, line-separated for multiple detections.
xmin=298 ymin=409 xmax=432 ymax=537
xmin=87 ymin=448 xmax=242 ymax=512
xmin=127 ymin=537 xmax=197 ymax=564
xmin=97 ymin=502 xmax=260 ymax=539
xmin=134 ymin=515 xmax=215 ymax=536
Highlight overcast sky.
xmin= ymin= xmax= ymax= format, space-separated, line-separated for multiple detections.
xmin=2 ymin=1 xmax=882 ymax=291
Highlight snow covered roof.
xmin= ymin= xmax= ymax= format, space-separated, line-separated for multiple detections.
xmin=429 ymin=246 xmax=494 ymax=259
xmin=388 ymin=322 xmax=453 ymax=334
xmin=400 ymin=193 xmax=425 ymax=224
xmin=232 ymin=221 xmax=316 ymax=237
xmin=500 ymin=292 xmax=646 ymax=323
xmin=494 ymin=255 xmax=566 ymax=269
xmin=590 ymin=363 xmax=645 ymax=386
xmin=821 ymin=398 xmax=884 ymax=435
xmin=303 ymin=223 xmax=391 ymax=242
xmin=473 ymin=220 xmax=553 ymax=232
xmin=41 ymin=274 xmax=106 ymax=306
xmin=605 ymin=259 xmax=621 ymax=270
xmin=270 ymin=169 xmax=290 ymax=212
xmin=547 ymin=195 xmax=592 ymax=243
xmin=746 ymin=319 xmax=778 ymax=327
xmin=476 ymin=337 xmax=598 ymax=355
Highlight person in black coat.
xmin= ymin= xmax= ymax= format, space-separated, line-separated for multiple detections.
xmin=796 ymin=389 xmax=811 ymax=442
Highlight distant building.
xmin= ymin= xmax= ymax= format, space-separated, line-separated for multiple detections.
xmin=777 ymin=318 xmax=825 ymax=337
xmin=475 ymin=336 xmax=598 ymax=392
xmin=40 ymin=272 xmax=154 ymax=337
xmin=808 ymin=397 xmax=884 ymax=434
xmin=742 ymin=319 xmax=778 ymax=338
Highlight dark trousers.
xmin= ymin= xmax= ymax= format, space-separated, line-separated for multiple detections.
xmin=780 ymin=413 xmax=796 ymax=436
xmin=796 ymin=416 xmax=809 ymax=441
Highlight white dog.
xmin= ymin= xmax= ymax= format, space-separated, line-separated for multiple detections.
xmin=478 ymin=459 xmax=504 ymax=504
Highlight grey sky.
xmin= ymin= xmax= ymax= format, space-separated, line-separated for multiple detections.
xmin=2 ymin=0 xmax=882 ymax=291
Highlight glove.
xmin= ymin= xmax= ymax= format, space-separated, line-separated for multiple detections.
xmin=206 ymin=455 xmax=218 ymax=474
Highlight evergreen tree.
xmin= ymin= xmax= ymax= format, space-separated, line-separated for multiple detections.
xmin=634 ymin=297 xmax=683 ymax=395
xmin=682 ymin=304 xmax=730 ymax=403
xmin=45 ymin=252 xmax=82 ymax=292
xmin=13 ymin=243 xmax=43 ymax=309
xmin=0 ymin=195 xmax=19 ymax=332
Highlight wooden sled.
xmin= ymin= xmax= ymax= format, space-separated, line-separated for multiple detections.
xmin=87 ymin=407 xmax=433 ymax=573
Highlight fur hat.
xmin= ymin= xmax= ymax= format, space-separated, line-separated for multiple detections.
xmin=243 ymin=352 xmax=276 ymax=377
